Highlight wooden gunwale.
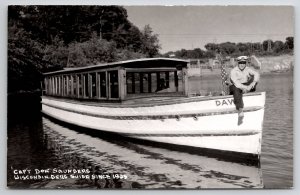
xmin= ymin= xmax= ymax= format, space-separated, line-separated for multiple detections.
xmin=42 ymin=92 xmax=263 ymax=108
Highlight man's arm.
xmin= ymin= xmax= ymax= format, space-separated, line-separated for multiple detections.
xmin=248 ymin=68 xmax=260 ymax=83
xmin=247 ymin=68 xmax=260 ymax=90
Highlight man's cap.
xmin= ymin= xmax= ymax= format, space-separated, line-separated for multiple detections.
xmin=236 ymin=56 xmax=249 ymax=62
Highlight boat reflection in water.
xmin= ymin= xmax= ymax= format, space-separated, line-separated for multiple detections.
xmin=40 ymin=117 xmax=263 ymax=189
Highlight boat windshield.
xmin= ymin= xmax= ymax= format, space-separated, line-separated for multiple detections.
xmin=126 ymin=70 xmax=183 ymax=97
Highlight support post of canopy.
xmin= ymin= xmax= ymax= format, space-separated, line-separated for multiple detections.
xmin=182 ymin=66 xmax=189 ymax=96
xmin=119 ymin=69 xmax=126 ymax=100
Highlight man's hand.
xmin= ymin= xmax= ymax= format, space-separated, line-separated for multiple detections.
xmin=240 ymin=84 xmax=249 ymax=93
xmin=242 ymin=88 xmax=249 ymax=93
xmin=248 ymin=82 xmax=256 ymax=90
xmin=243 ymin=82 xmax=256 ymax=92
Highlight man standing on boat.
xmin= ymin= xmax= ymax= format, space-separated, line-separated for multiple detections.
xmin=229 ymin=56 xmax=260 ymax=123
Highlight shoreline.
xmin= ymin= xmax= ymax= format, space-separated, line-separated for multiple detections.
xmin=189 ymin=69 xmax=293 ymax=79
xmin=188 ymin=54 xmax=294 ymax=78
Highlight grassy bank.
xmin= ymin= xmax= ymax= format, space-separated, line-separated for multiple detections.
xmin=193 ymin=54 xmax=294 ymax=77
xmin=258 ymin=54 xmax=293 ymax=73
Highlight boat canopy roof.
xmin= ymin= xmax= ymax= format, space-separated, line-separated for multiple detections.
xmin=44 ymin=58 xmax=189 ymax=76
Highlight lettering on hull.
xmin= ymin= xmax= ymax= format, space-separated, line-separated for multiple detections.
xmin=215 ymin=99 xmax=234 ymax=106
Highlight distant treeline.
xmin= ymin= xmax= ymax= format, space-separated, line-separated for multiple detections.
xmin=163 ymin=37 xmax=294 ymax=59
xmin=8 ymin=6 xmax=160 ymax=93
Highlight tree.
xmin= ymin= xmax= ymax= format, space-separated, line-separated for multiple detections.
xmin=262 ymin=39 xmax=274 ymax=52
xmin=193 ymin=48 xmax=204 ymax=58
xmin=165 ymin=37 xmax=293 ymax=58
xmin=204 ymin=43 xmax=219 ymax=51
xmin=273 ymin=40 xmax=284 ymax=53
xmin=237 ymin=42 xmax=249 ymax=54
xmin=140 ymin=25 xmax=161 ymax=57
xmin=42 ymin=36 xmax=69 ymax=68
xmin=203 ymin=50 xmax=215 ymax=58
xmin=8 ymin=5 xmax=145 ymax=48
xmin=8 ymin=25 xmax=55 ymax=93
xmin=219 ymin=42 xmax=237 ymax=55
xmin=252 ymin=42 xmax=262 ymax=53
xmin=8 ymin=5 xmax=163 ymax=93
xmin=285 ymin=36 xmax=294 ymax=50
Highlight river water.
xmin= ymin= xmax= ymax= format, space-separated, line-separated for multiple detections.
xmin=7 ymin=72 xmax=293 ymax=189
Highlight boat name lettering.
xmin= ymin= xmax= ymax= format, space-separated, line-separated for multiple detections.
xmin=215 ymin=99 xmax=234 ymax=106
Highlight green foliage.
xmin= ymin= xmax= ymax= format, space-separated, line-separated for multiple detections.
xmin=8 ymin=25 xmax=52 ymax=93
xmin=140 ymin=25 xmax=161 ymax=57
xmin=42 ymin=37 xmax=69 ymax=68
xmin=8 ymin=5 xmax=162 ymax=93
xmin=165 ymin=37 xmax=294 ymax=59
xmin=204 ymin=43 xmax=219 ymax=51
xmin=163 ymin=48 xmax=206 ymax=59
xmin=273 ymin=41 xmax=285 ymax=53
xmin=285 ymin=37 xmax=294 ymax=50
xmin=115 ymin=49 xmax=146 ymax=61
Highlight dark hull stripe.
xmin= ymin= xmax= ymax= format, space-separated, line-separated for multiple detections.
xmin=42 ymin=102 xmax=263 ymax=120
xmin=121 ymin=132 xmax=259 ymax=137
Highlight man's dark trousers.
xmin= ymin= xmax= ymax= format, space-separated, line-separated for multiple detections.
xmin=229 ymin=76 xmax=257 ymax=110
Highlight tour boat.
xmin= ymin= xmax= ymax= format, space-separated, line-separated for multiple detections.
xmin=41 ymin=58 xmax=265 ymax=162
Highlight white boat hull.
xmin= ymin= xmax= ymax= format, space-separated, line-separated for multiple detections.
xmin=41 ymin=92 xmax=265 ymax=157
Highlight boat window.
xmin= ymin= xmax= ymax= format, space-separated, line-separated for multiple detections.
xmin=56 ymin=77 xmax=59 ymax=95
xmin=155 ymin=72 xmax=172 ymax=92
xmin=109 ymin=71 xmax=119 ymax=98
xmin=45 ymin=78 xmax=48 ymax=95
xmin=141 ymin=73 xmax=148 ymax=93
xmin=63 ymin=76 xmax=67 ymax=96
xmin=78 ymin=74 xmax=83 ymax=97
xmin=99 ymin=72 xmax=107 ymax=98
xmin=65 ymin=75 xmax=68 ymax=96
xmin=55 ymin=77 xmax=57 ymax=95
xmin=134 ymin=73 xmax=140 ymax=93
xmin=44 ymin=78 xmax=47 ymax=94
xmin=52 ymin=78 xmax=54 ymax=95
xmin=147 ymin=73 xmax=152 ymax=93
xmin=150 ymin=73 xmax=157 ymax=92
xmin=125 ymin=70 xmax=183 ymax=95
xmin=166 ymin=71 xmax=182 ymax=92
xmin=58 ymin=76 xmax=61 ymax=96
xmin=59 ymin=76 xmax=62 ymax=95
xmin=49 ymin=77 xmax=52 ymax=95
xmin=91 ymin=73 xmax=97 ymax=98
xmin=51 ymin=77 xmax=53 ymax=95
xmin=49 ymin=77 xmax=51 ymax=94
xmin=156 ymin=72 xmax=166 ymax=92
xmin=139 ymin=73 xmax=143 ymax=93
xmin=126 ymin=72 xmax=135 ymax=94
xmin=176 ymin=70 xmax=183 ymax=92
xmin=54 ymin=77 xmax=57 ymax=95
xmin=68 ymin=75 xmax=72 ymax=96
xmin=165 ymin=72 xmax=170 ymax=88
xmin=52 ymin=77 xmax=54 ymax=95
xmin=73 ymin=75 xmax=77 ymax=97
xmin=84 ymin=74 xmax=89 ymax=98
xmin=53 ymin=77 xmax=55 ymax=95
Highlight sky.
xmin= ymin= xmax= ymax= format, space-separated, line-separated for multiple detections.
xmin=125 ymin=6 xmax=294 ymax=53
